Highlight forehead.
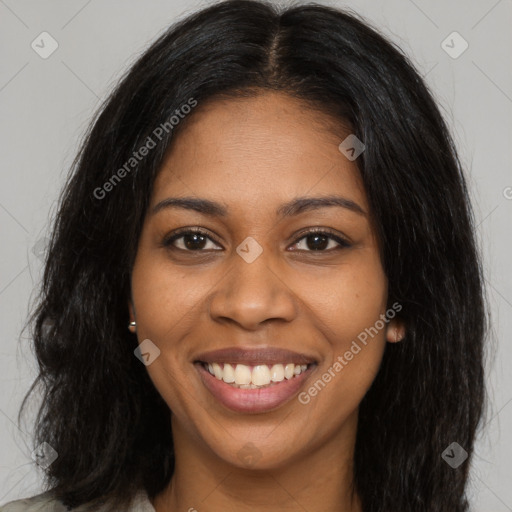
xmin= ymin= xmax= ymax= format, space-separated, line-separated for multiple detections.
xmin=151 ymin=91 xmax=368 ymax=217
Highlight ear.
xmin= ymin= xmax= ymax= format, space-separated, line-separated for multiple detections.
xmin=385 ymin=317 xmax=406 ymax=343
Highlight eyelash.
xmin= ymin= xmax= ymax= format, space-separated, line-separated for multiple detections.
xmin=161 ymin=227 xmax=351 ymax=253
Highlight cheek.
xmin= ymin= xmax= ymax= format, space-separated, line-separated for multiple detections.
xmin=297 ymin=250 xmax=388 ymax=346
xmin=130 ymin=250 xmax=212 ymax=340
xmin=296 ymin=249 xmax=388 ymax=398
xmin=296 ymin=270 xmax=388 ymax=441
xmin=130 ymin=250 xmax=205 ymax=419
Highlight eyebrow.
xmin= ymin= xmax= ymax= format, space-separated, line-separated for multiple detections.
xmin=151 ymin=195 xmax=366 ymax=218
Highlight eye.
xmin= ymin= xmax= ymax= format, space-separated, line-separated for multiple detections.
xmin=289 ymin=228 xmax=351 ymax=252
xmin=162 ymin=228 xmax=222 ymax=251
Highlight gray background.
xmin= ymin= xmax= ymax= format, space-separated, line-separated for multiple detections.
xmin=1 ymin=0 xmax=511 ymax=509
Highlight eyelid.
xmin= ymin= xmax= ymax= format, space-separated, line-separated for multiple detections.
xmin=161 ymin=226 xmax=352 ymax=252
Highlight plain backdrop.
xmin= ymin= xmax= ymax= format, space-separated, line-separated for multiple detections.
xmin=0 ymin=0 xmax=511 ymax=510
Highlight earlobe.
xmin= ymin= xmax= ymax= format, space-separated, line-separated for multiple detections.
xmin=386 ymin=318 xmax=406 ymax=343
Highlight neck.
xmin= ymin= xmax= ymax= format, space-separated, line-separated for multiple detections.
xmin=152 ymin=411 xmax=362 ymax=512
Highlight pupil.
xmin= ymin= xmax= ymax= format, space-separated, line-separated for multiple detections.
xmin=307 ymin=234 xmax=328 ymax=250
xmin=184 ymin=233 xmax=206 ymax=250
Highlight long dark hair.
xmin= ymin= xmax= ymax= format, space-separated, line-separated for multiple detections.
xmin=19 ymin=1 xmax=487 ymax=510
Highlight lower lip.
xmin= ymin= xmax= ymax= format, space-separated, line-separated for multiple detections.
xmin=195 ymin=363 xmax=315 ymax=414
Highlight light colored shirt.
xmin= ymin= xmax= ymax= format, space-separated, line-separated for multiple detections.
xmin=0 ymin=489 xmax=156 ymax=512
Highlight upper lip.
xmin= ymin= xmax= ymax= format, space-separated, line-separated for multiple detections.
xmin=194 ymin=347 xmax=317 ymax=366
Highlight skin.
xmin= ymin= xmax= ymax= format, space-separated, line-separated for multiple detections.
xmin=129 ymin=91 xmax=405 ymax=512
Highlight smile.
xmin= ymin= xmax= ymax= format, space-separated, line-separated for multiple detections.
xmin=194 ymin=347 xmax=317 ymax=413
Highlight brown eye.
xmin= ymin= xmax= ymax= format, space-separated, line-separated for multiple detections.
xmin=290 ymin=229 xmax=351 ymax=252
xmin=162 ymin=229 xmax=222 ymax=251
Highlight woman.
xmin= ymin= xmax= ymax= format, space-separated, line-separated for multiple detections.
xmin=1 ymin=0 xmax=487 ymax=510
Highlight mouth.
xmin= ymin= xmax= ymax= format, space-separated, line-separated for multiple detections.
xmin=193 ymin=347 xmax=318 ymax=413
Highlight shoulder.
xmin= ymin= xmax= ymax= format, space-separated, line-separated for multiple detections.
xmin=0 ymin=491 xmax=68 ymax=511
xmin=0 ymin=489 xmax=155 ymax=512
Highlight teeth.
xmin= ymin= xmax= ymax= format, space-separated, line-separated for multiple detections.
xmin=252 ymin=365 xmax=271 ymax=386
xmin=284 ymin=364 xmax=295 ymax=380
xmin=223 ymin=363 xmax=235 ymax=383
xmin=234 ymin=364 xmax=252 ymax=385
xmin=296 ymin=365 xmax=307 ymax=375
xmin=204 ymin=362 xmax=310 ymax=388
xmin=270 ymin=364 xmax=284 ymax=382
xmin=212 ymin=362 xmax=223 ymax=380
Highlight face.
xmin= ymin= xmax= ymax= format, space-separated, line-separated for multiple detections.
xmin=129 ymin=91 xmax=404 ymax=470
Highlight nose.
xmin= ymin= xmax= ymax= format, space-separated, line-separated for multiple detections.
xmin=208 ymin=248 xmax=298 ymax=331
